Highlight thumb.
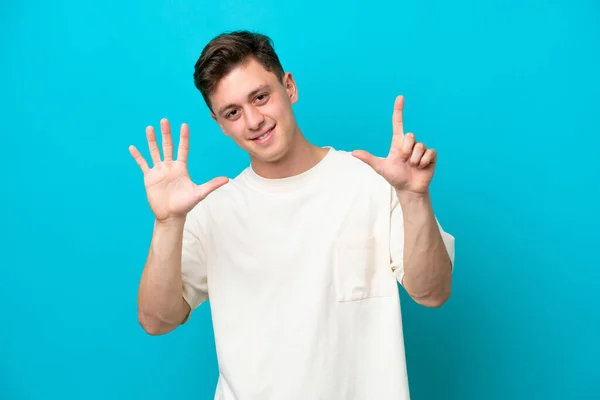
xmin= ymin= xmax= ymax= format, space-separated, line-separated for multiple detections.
xmin=352 ymin=150 xmax=384 ymax=174
xmin=194 ymin=176 xmax=229 ymax=202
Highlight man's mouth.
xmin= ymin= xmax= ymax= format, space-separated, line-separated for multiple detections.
xmin=251 ymin=126 xmax=274 ymax=142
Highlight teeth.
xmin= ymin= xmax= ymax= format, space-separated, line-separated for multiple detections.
xmin=255 ymin=129 xmax=271 ymax=140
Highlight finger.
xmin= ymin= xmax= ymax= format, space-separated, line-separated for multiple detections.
xmin=177 ymin=123 xmax=190 ymax=163
xmin=160 ymin=118 xmax=173 ymax=162
xmin=392 ymin=95 xmax=404 ymax=137
xmin=418 ymin=149 xmax=437 ymax=169
xmin=399 ymin=132 xmax=416 ymax=162
xmin=352 ymin=150 xmax=384 ymax=174
xmin=146 ymin=126 xmax=162 ymax=165
xmin=409 ymin=142 xmax=427 ymax=166
xmin=194 ymin=177 xmax=230 ymax=201
xmin=129 ymin=145 xmax=150 ymax=173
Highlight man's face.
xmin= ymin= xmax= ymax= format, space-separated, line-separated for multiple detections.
xmin=209 ymin=57 xmax=299 ymax=164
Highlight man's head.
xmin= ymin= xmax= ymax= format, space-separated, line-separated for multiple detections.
xmin=193 ymin=31 xmax=300 ymax=164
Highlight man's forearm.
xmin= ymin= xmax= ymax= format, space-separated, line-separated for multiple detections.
xmin=397 ymin=189 xmax=452 ymax=307
xmin=137 ymin=217 xmax=189 ymax=335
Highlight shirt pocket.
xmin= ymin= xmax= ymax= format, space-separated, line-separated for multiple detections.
xmin=333 ymin=235 xmax=395 ymax=302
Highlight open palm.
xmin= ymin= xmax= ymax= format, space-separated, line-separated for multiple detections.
xmin=129 ymin=119 xmax=228 ymax=222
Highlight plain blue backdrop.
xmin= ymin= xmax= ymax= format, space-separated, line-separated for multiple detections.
xmin=1 ymin=0 xmax=599 ymax=399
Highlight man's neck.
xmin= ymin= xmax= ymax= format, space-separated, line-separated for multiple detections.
xmin=250 ymin=130 xmax=329 ymax=179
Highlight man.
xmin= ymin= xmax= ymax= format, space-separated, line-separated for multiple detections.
xmin=129 ymin=30 xmax=455 ymax=400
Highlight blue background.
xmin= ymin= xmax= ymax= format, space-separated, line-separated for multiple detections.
xmin=2 ymin=0 xmax=599 ymax=399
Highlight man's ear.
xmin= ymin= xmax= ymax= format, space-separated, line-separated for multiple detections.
xmin=283 ymin=72 xmax=298 ymax=105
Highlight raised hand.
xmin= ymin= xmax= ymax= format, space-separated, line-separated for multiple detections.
xmin=352 ymin=96 xmax=437 ymax=197
xmin=129 ymin=119 xmax=228 ymax=222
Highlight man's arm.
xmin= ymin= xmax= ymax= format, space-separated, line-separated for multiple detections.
xmin=129 ymin=119 xmax=226 ymax=336
xmin=352 ymin=94 xmax=454 ymax=307
xmin=137 ymin=217 xmax=191 ymax=336
xmin=396 ymin=189 xmax=453 ymax=308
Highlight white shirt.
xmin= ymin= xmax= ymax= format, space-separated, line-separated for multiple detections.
xmin=181 ymin=147 xmax=455 ymax=400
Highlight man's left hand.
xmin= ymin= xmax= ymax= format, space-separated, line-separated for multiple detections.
xmin=352 ymin=95 xmax=437 ymax=197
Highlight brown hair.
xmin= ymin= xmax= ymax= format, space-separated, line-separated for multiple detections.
xmin=193 ymin=30 xmax=285 ymax=111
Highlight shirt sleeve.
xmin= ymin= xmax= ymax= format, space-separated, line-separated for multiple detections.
xmin=389 ymin=188 xmax=456 ymax=285
xmin=180 ymin=201 xmax=210 ymax=321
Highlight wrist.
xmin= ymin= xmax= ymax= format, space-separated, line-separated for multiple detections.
xmin=395 ymin=188 xmax=430 ymax=206
xmin=155 ymin=215 xmax=186 ymax=230
xmin=395 ymin=189 xmax=435 ymax=225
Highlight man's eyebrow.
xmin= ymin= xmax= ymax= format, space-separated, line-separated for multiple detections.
xmin=217 ymin=84 xmax=272 ymax=116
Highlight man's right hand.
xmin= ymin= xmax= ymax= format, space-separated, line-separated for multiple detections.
xmin=129 ymin=118 xmax=229 ymax=223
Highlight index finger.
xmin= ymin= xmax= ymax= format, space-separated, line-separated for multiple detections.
xmin=392 ymin=95 xmax=404 ymax=136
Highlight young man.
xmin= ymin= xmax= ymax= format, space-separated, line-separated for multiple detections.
xmin=129 ymin=31 xmax=455 ymax=400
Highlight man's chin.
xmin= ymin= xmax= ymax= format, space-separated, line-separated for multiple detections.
xmin=249 ymin=145 xmax=289 ymax=164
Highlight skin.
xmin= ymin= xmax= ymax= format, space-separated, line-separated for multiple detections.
xmin=129 ymin=57 xmax=451 ymax=335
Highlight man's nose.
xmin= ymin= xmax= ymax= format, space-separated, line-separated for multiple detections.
xmin=245 ymin=106 xmax=265 ymax=131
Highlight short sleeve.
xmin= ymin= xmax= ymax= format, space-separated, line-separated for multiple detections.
xmin=389 ymin=189 xmax=455 ymax=285
xmin=181 ymin=201 xmax=210 ymax=320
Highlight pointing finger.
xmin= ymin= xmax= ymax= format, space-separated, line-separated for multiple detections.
xmin=177 ymin=123 xmax=190 ymax=162
xmin=146 ymin=126 xmax=161 ymax=165
xmin=392 ymin=95 xmax=404 ymax=137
